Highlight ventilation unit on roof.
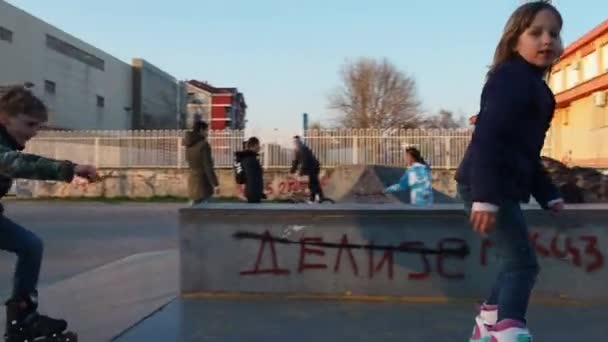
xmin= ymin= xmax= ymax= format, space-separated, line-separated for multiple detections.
xmin=593 ymin=91 xmax=606 ymax=107
xmin=571 ymin=60 xmax=580 ymax=70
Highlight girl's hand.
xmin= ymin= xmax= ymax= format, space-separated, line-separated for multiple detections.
xmin=549 ymin=200 xmax=564 ymax=215
xmin=470 ymin=210 xmax=496 ymax=234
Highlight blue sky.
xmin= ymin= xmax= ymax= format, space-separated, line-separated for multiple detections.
xmin=7 ymin=0 xmax=608 ymax=137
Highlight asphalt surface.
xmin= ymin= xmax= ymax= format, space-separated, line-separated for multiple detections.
xmin=2 ymin=201 xmax=605 ymax=341
xmin=0 ymin=200 xmax=181 ymax=298
xmin=116 ymin=297 xmax=607 ymax=342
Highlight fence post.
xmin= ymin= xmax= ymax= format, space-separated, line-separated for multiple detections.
xmin=352 ymin=136 xmax=358 ymax=165
xmin=177 ymin=137 xmax=183 ymax=168
xmin=263 ymin=143 xmax=270 ymax=169
xmin=94 ymin=137 xmax=100 ymax=168
xmin=444 ymin=136 xmax=451 ymax=169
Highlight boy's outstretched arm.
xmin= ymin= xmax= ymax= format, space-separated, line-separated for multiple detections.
xmin=0 ymin=146 xmax=76 ymax=181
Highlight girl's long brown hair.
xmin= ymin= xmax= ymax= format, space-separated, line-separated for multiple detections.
xmin=488 ymin=1 xmax=563 ymax=78
xmin=406 ymin=147 xmax=428 ymax=166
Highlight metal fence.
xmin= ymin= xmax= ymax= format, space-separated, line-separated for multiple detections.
xmin=302 ymin=128 xmax=473 ymax=169
xmin=28 ymin=130 xmax=245 ymax=169
xmin=24 ymin=128 xmax=552 ymax=169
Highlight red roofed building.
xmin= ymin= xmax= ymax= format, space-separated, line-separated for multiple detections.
xmin=186 ymin=80 xmax=247 ymax=130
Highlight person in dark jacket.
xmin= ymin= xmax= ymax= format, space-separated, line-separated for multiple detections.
xmin=455 ymin=2 xmax=565 ymax=341
xmin=290 ymin=136 xmax=324 ymax=203
xmin=240 ymin=137 xmax=265 ymax=203
xmin=0 ymin=87 xmax=98 ymax=340
xmin=183 ymin=121 xmax=219 ymax=205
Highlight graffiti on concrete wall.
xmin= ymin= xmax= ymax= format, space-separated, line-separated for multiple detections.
xmin=235 ymin=229 xmax=605 ymax=280
xmin=481 ymin=232 xmax=604 ymax=273
xmin=235 ymin=230 xmax=470 ymax=280
xmin=236 ymin=174 xmax=331 ymax=198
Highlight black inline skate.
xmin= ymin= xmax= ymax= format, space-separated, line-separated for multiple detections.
xmin=4 ymin=292 xmax=76 ymax=342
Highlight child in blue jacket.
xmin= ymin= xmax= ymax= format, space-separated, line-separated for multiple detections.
xmin=384 ymin=147 xmax=433 ymax=206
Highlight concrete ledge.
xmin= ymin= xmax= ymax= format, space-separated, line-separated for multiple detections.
xmin=179 ymin=204 xmax=608 ymax=301
xmin=181 ymin=291 xmax=607 ymax=306
xmin=180 ymin=202 xmax=608 ymax=215
xmin=1 ymin=250 xmax=178 ymax=342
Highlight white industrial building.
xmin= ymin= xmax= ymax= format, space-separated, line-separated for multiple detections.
xmin=0 ymin=0 xmax=183 ymax=130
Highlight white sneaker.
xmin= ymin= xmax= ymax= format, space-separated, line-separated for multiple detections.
xmin=489 ymin=319 xmax=532 ymax=342
xmin=469 ymin=304 xmax=497 ymax=342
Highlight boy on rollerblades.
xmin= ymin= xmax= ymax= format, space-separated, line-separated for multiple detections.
xmin=0 ymin=87 xmax=96 ymax=341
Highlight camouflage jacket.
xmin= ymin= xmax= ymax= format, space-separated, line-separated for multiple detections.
xmin=0 ymin=126 xmax=75 ymax=203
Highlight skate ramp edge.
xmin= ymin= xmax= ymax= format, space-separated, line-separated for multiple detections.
xmin=0 ymin=250 xmax=178 ymax=342
xmin=179 ymin=203 xmax=608 ymax=302
xmin=323 ymin=165 xmax=456 ymax=204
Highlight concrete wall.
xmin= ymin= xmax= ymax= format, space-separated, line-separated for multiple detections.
xmin=14 ymin=168 xmax=336 ymax=199
xmin=14 ymin=168 xmax=459 ymax=200
xmin=179 ymin=203 xmax=608 ymax=301
xmin=132 ymin=58 xmax=180 ymax=129
xmin=0 ymin=1 xmax=132 ymax=129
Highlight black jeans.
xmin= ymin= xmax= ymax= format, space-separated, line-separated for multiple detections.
xmin=308 ymin=170 xmax=324 ymax=202
xmin=246 ymin=196 xmax=262 ymax=203
xmin=245 ymin=190 xmax=264 ymax=203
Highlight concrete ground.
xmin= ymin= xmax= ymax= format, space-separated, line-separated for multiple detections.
xmin=0 ymin=201 xmax=183 ymax=341
xmin=116 ymin=297 xmax=607 ymax=342
xmin=1 ymin=201 xmax=605 ymax=341
xmin=0 ymin=201 xmax=181 ymax=298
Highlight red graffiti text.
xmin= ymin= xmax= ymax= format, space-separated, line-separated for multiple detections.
xmin=480 ymin=232 xmax=604 ymax=273
xmin=236 ymin=231 xmax=469 ymax=280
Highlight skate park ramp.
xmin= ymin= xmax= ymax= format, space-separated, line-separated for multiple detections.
xmin=323 ymin=164 xmax=456 ymax=204
xmin=116 ymin=298 xmax=608 ymax=342
xmin=162 ymin=202 xmax=608 ymax=341
xmin=178 ymin=203 xmax=608 ymax=301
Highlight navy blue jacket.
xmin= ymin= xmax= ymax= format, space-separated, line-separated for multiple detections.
xmin=240 ymin=150 xmax=264 ymax=201
xmin=455 ymin=55 xmax=560 ymax=208
xmin=290 ymin=144 xmax=320 ymax=176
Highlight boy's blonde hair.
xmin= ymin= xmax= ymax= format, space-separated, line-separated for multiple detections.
xmin=0 ymin=86 xmax=48 ymax=121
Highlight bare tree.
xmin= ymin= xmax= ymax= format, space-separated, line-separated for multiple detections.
xmin=329 ymin=57 xmax=421 ymax=129
xmin=308 ymin=121 xmax=324 ymax=130
xmin=421 ymin=109 xmax=462 ymax=129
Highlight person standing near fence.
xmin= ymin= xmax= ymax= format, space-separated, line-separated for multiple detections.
xmin=184 ymin=120 xmax=219 ymax=205
xmin=455 ymin=2 xmax=564 ymax=341
xmin=290 ymin=136 xmax=325 ymax=203
xmin=240 ymin=137 xmax=265 ymax=203
xmin=383 ymin=147 xmax=433 ymax=206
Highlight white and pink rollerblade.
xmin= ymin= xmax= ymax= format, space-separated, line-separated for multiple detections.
xmin=469 ymin=303 xmax=497 ymax=342
xmin=489 ymin=319 xmax=533 ymax=342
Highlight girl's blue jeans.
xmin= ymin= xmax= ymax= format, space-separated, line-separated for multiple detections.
xmin=458 ymin=184 xmax=539 ymax=324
